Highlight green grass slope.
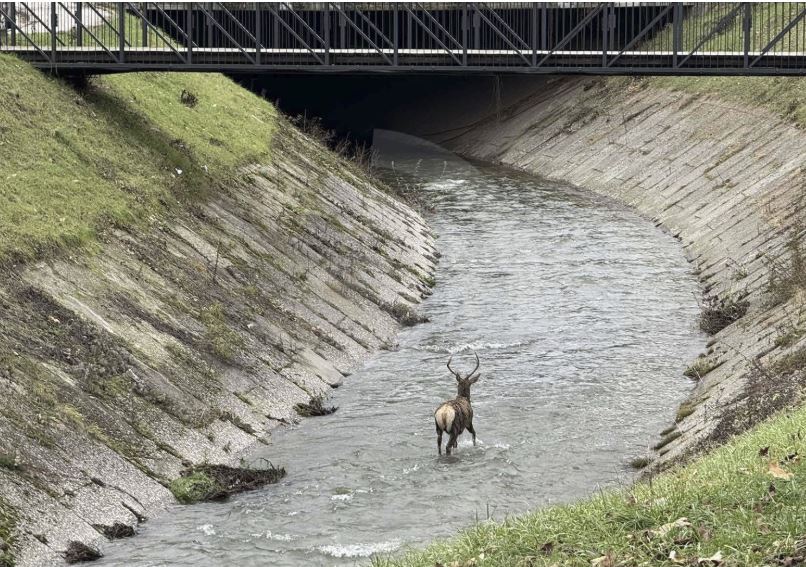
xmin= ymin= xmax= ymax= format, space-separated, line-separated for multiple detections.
xmin=0 ymin=54 xmax=275 ymax=262
xmin=376 ymin=406 xmax=806 ymax=567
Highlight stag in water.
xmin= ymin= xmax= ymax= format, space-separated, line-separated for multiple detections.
xmin=434 ymin=351 xmax=480 ymax=455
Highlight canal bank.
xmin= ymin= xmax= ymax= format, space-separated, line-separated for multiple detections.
xmin=0 ymin=57 xmax=435 ymax=566
xmin=439 ymin=76 xmax=806 ymax=473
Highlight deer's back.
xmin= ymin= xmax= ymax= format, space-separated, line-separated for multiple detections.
xmin=434 ymin=398 xmax=472 ymax=435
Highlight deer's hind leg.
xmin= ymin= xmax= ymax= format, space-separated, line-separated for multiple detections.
xmin=446 ymin=432 xmax=458 ymax=455
xmin=436 ymin=426 xmax=443 ymax=455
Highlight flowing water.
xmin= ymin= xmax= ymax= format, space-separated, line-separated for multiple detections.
xmin=101 ymin=132 xmax=704 ymax=566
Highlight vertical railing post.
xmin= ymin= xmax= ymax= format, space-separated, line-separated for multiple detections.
xmin=118 ymin=3 xmax=126 ymax=62
xmin=531 ymin=2 xmax=537 ymax=66
xmin=255 ymin=2 xmax=261 ymax=65
xmin=601 ymin=2 xmax=609 ymax=66
xmin=76 ymin=2 xmax=82 ymax=47
xmin=742 ymin=2 xmax=752 ymax=68
xmin=673 ymin=2 xmax=682 ymax=67
xmin=51 ymin=3 xmax=57 ymax=64
xmin=141 ymin=2 xmax=148 ymax=47
xmin=393 ymin=3 xmax=399 ymax=66
xmin=462 ymin=3 xmax=469 ymax=66
xmin=323 ymin=2 xmax=330 ymax=65
xmin=540 ymin=4 xmax=547 ymax=50
xmin=187 ymin=3 xmax=193 ymax=64
xmin=9 ymin=3 xmax=16 ymax=46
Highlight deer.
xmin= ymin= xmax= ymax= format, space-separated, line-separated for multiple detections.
xmin=434 ymin=351 xmax=480 ymax=455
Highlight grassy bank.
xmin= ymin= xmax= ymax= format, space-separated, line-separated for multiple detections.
xmin=376 ymin=405 xmax=806 ymax=567
xmin=0 ymin=54 xmax=275 ymax=262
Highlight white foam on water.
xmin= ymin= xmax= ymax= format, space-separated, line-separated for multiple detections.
xmin=197 ymin=524 xmax=216 ymax=536
xmin=331 ymin=493 xmax=353 ymax=502
xmin=252 ymin=530 xmax=295 ymax=542
xmin=414 ymin=341 xmax=524 ymax=354
xmin=318 ymin=540 xmax=401 ymax=558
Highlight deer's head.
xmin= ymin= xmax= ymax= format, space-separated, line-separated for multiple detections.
xmin=447 ymin=351 xmax=481 ymax=400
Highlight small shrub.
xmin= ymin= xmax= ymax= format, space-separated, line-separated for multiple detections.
xmin=295 ymin=395 xmax=337 ymax=417
xmin=179 ymin=89 xmax=198 ymax=108
xmin=699 ymin=294 xmax=749 ymax=334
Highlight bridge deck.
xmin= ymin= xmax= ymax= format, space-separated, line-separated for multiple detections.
xmin=1 ymin=2 xmax=805 ymax=75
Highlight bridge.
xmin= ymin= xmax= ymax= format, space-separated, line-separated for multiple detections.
xmin=1 ymin=3 xmax=805 ymax=75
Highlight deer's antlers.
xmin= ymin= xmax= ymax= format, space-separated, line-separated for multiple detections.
xmin=447 ymin=350 xmax=480 ymax=380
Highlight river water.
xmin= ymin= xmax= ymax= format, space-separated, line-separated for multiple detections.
xmin=100 ymin=132 xmax=704 ymax=566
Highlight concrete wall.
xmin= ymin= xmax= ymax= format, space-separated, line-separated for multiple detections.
xmin=441 ymin=77 xmax=805 ymax=472
xmin=0 ymin=119 xmax=436 ymax=565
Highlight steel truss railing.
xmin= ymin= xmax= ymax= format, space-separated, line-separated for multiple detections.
xmin=0 ymin=2 xmax=805 ymax=75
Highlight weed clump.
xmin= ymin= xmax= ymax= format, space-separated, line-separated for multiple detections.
xmin=684 ymin=356 xmax=721 ymax=380
xmin=383 ymin=301 xmax=429 ymax=327
xmin=653 ymin=430 xmax=683 ymax=451
xmin=0 ymin=498 xmax=16 ymax=567
xmin=64 ymin=541 xmax=102 ymax=564
xmin=629 ymin=456 xmax=652 ymax=470
xmin=767 ymin=234 xmax=806 ymax=306
xmin=699 ymin=294 xmax=749 ymax=334
xmin=199 ymin=303 xmax=244 ymax=362
xmin=676 ymin=401 xmax=697 ymax=422
xmin=170 ymin=463 xmax=285 ymax=504
xmin=294 ymin=395 xmax=337 ymax=417
xmin=180 ymin=89 xmax=198 ymax=108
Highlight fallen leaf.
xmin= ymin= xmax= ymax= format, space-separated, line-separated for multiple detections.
xmin=698 ymin=551 xmax=724 ymax=565
xmin=591 ymin=552 xmax=615 ymax=567
xmin=669 ymin=550 xmax=686 ymax=564
xmin=768 ymin=462 xmax=794 ymax=480
xmin=651 ymin=517 xmax=692 ymax=538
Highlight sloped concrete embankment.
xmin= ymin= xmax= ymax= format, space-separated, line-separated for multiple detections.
xmin=445 ymin=77 xmax=805 ymax=472
xmin=0 ymin=121 xmax=436 ymax=565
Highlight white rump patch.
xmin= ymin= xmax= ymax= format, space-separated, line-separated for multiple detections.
xmin=435 ymin=405 xmax=455 ymax=432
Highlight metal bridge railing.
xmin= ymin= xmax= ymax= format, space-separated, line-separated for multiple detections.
xmin=0 ymin=3 xmax=805 ymax=74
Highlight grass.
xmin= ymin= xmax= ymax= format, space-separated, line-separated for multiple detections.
xmin=373 ymin=404 xmax=806 ymax=567
xmin=0 ymin=497 xmax=16 ymax=567
xmin=169 ymin=463 xmax=286 ymax=504
xmin=767 ymin=233 xmax=806 ymax=307
xmin=634 ymin=4 xmax=806 ymax=127
xmin=198 ymin=303 xmax=245 ymax=362
xmin=169 ymin=471 xmax=220 ymax=504
xmin=683 ymin=356 xmax=721 ymax=381
xmin=676 ymin=401 xmax=698 ymax=422
xmin=0 ymin=54 xmax=275 ymax=262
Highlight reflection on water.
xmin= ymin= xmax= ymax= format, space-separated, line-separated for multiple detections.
xmin=100 ymin=132 xmax=703 ymax=566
